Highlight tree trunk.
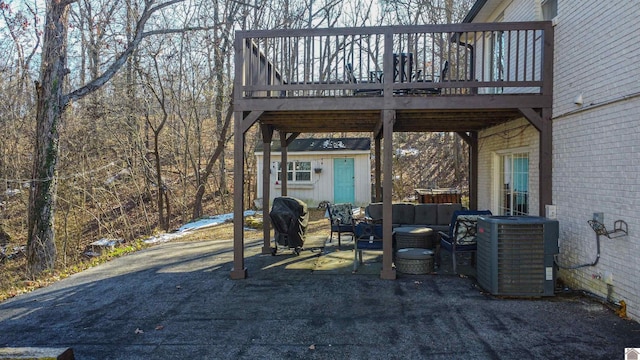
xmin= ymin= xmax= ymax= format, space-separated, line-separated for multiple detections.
xmin=27 ymin=1 xmax=71 ymax=276
xmin=192 ymin=101 xmax=232 ymax=220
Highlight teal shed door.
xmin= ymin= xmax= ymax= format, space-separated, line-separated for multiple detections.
xmin=333 ymin=158 xmax=355 ymax=204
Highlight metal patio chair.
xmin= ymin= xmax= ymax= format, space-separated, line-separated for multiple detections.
xmin=438 ymin=209 xmax=492 ymax=274
xmin=327 ymin=202 xmax=356 ymax=247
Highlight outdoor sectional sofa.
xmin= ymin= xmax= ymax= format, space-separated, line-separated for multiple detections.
xmin=364 ymin=202 xmax=463 ymax=233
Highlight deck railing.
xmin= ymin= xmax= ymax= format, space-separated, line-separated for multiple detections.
xmin=235 ymin=22 xmax=553 ymax=99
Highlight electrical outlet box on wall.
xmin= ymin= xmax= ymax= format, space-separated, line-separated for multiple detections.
xmin=545 ymin=205 xmax=557 ymax=219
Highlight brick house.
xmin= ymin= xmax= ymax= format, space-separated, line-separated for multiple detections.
xmin=232 ymin=1 xmax=638 ymax=320
xmin=466 ymin=0 xmax=640 ymax=320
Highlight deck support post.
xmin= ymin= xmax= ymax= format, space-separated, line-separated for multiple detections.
xmin=519 ymin=107 xmax=553 ymax=216
xmin=231 ymin=111 xmax=248 ymax=279
xmin=374 ymin=135 xmax=382 ymax=202
xmin=539 ymin=107 xmax=553 ymax=214
xmin=231 ymin=111 xmax=262 ymax=279
xmin=380 ymin=109 xmax=396 ymax=280
xmin=537 ymin=24 xmax=554 ymax=216
xmin=469 ymin=132 xmax=478 ymax=210
xmin=279 ymin=131 xmax=288 ymax=196
xmin=457 ymin=131 xmax=478 ymax=210
xmin=261 ymin=124 xmax=274 ymax=254
xmin=278 ymin=132 xmax=300 ymax=197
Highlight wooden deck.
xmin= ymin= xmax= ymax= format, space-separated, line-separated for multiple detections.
xmin=231 ymin=22 xmax=554 ymax=280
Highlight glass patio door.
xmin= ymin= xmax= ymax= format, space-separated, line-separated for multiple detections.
xmin=499 ymin=153 xmax=529 ymax=215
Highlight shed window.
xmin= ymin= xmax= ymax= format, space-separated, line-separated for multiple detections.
xmin=276 ymin=161 xmax=312 ymax=182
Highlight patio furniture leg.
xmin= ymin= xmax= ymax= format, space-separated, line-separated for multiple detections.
xmin=353 ymin=244 xmax=363 ymax=271
xmin=354 ymin=248 xmax=358 ymax=271
xmin=452 ymin=251 xmax=457 ymax=274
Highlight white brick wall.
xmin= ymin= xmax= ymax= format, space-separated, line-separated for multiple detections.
xmin=554 ymin=100 xmax=640 ymax=320
xmin=474 ymin=1 xmax=640 ymax=320
xmin=546 ymin=0 xmax=640 ymax=321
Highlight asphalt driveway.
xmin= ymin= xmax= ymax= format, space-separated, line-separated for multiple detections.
xmin=1 ymin=237 xmax=639 ymax=359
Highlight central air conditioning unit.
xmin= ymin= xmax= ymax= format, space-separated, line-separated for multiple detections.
xmin=477 ymin=216 xmax=559 ymax=297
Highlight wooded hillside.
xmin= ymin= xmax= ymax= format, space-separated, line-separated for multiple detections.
xmin=0 ymin=0 xmax=472 ymax=283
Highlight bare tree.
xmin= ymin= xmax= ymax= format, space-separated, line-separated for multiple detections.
xmin=0 ymin=2 xmax=39 ymax=211
xmin=27 ymin=0 xmax=191 ymax=276
xmin=139 ymin=49 xmax=172 ymax=231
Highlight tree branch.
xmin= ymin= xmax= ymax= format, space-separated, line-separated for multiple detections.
xmin=60 ymin=0 xmax=79 ymax=6
xmin=62 ymin=0 xmax=184 ymax=106
xmin=142 ymin=25 xmax=224 ymax=37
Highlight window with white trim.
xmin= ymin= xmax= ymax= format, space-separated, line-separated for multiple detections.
xmin=276 ymin=161 xmax=312 ymax=182
xmin=498 ymin=153 xmax=529 ymax=215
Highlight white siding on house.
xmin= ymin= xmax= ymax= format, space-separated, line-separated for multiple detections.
xmin=552 ymin=2 xmax=640 ymax=118
xmin=474 ymin=0 xmax=640 ymax=320
xmin=472 ymin=0 xmax=544 ymax=95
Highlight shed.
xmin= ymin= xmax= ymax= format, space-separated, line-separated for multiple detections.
xmin=255 ymin=137 xmax=371 ymax=207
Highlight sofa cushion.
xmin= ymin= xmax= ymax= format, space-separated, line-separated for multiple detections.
xmin=437 ymin=203 xmax=463 ymax=225
xmin=392 ymin=203 xmax=415 ymax=225
xmin=414 ymin=204 xmax=437 ymax=225
xmin=366 ymin=202 xmax=383 ymax=221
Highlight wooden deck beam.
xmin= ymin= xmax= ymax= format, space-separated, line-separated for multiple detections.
xmin=261 ymin=124 xmax=273 ymax=255
xmin=231 ymin=111 xmax=248 ymax=280
xmin=381 ymin=109 xmax=396 ymax=280
xmin=235 ymin=95 xmax=552 ymax=113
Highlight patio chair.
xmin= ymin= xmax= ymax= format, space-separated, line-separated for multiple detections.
xmin=394 ymin=53 xmax=414 ymax=83
xmin=438 ymin=209 xmax=492 ymax=274
xmin=327 ymin=202 xmax=356 ymax=247
xmin=414 ymin=60 xmax=449 ymax=95
xmin=353 ymin=222 xmax=383 ymax=271
xmin=345 ymin=63 xmax=382 ymax=96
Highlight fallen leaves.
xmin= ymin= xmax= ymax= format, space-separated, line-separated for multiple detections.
xmin=135 ymin=325 xmax=164 ymax=334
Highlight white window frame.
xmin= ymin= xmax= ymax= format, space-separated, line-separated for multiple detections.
xmin=493 ymin=149 xmax=530 ymax=216
xmin=275 ymin=160 xmax=312 ymax=182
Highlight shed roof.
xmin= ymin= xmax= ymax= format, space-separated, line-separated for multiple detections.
xmin=255 ymin=137 xmax=371 ymax=153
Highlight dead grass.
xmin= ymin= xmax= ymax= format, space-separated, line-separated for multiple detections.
xmin=0 ymin=208 xmax=330 ymax=303
xmin=0 ymin=240 xmax=148 ymax=303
